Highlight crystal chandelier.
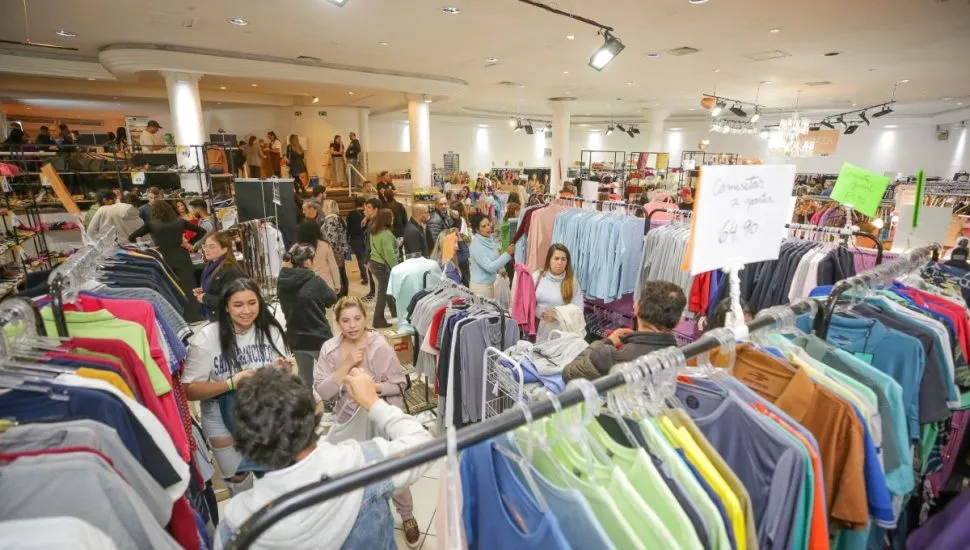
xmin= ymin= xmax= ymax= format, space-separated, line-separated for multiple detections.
xmin=768 ymin=112 xmax=814 ymax=157
xmin=708 ymin=119 xmax=758 ymax=135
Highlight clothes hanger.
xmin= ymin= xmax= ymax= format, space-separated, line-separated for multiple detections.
xmin=444 ymin=425 xmax=462 ymax=550
xmin=492 ymin=402 xmax=549 ymax=512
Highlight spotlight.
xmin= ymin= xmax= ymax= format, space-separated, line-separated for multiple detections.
xmin=759 ymin=129 xmax=769 ymax=139
xmin=616 ymin=123 xmax=627 ymax=132
xmin=711 ymin=101 xmax=726 ymax=116
xmin=524 ymin=121 xmax=535 ymax=135
xmin=606 ymin=124 xmax=615 ymax=136
xmin=325 ymin=0 xmax=350 ymax=5
xmin=631 ymin=126 xmax=641 ymax=135
xmin=821 ymin=119 xmax=835 ymax=129
xmin=514 ymin=119 xmax=524 ymax=132
xmin=837 ymin=115 xmax=847 ymax=129
xmin=750 ymin=110 xmax=760 ymax=123
xmin=588 ymin=32 xmax=625 ymax=71
xmin=844 ymin=124 xmax=859 ymax=135
xmin=859 ymin=111 xmax=870 ymax=126
xmin=545 ymin=124 xmax=552 ymax=135
xmin=730 ymin=104 xmax=747 ymax=117
xmin=627 ymin=128 xmax=636 ymax=138
xmin=873 ymin=105 xmax=893 ymax=118
xmin=311 ymin=96 xmax=320 ymax=104
xmin=509 ymin=118 xmax=517 ymax=128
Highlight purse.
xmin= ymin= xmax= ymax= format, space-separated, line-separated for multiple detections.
xmin=644 ymin=193 xmax=678 ymax=222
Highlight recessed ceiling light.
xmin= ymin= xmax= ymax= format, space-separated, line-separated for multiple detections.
xmin=219 ymin=86 xmax=227 ymax=90
xmin=714 ymin=69 xmax=721 ymax=73
xmin=113 ymin=96 xmax=118 ymax=99
xmin=884 ymin=125 xmax=898 ymax=128
xmin=762 ymin=81 xmax=773 ymax=84
xmin=670 ymin=127 xmax=684 ymax=130
xmin=348 ymin=91 xmax=355 ymax=95
xmin=442 ymin=6 xmax=460 ymax=14
xmin=769 ymin=29 xmax=781 ymax=33
xmin=227 ymin=18 xmax=249 ymax=26
xmin=566 ymin=34 xmax=575 ymax=40
xmin=579 ymin=123 xmax=590 ymax=127
xmin=688 ymin=108 xmax=697 ymax=111
xmin=485 ymin=57 xmax=498 ymax=62
xmin=250 ymin=83 xmax=258 ymax=87
xmin=564 ymin=90 xmax=571 ymax=94
xmin=217 ymin=102 xmax=222 ymax=105
xmin=55 ymin=29 xmax=76 ymax=38
xmin=380 ymin=42 xmax=389 ymax=46
xmin=311 ymin=96 xmax=320 ymax=104
xmin=851 ymin=103 xmax=857 ymax=107
xmin=688 ymin=0 xmax=709 ymax=4
xmin=87 ymin=77 xmax=96 ymax=81
xmin=478 ymin=124 xmax=489 ymax=128
xmin=563 ymin=70 xmax=569 ymax=74
xmin=943 ymin=97 xmax=953 ymax=101
xmin=626 ymin=81 xmax=634 ymax=86
xmin=899 ymin=79 xmax=910 ymax=83
xmin=646 ymin=53 xmax=659 ymax=58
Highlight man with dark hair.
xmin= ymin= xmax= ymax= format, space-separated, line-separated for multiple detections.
xmin=84 ymin=189 xmax=115 ymax=226
xmin=139 ymin=187 xmax=162 ymax=222
xmin=34 ymin=126 xmax=56 ymax=147
xmin=346 ymin=197 xmax=369 ymax=286
xmin=360 ymin=198 xmax=383 ymax=300
xmin=189 ymin=199 xmax=214 ymax=234
xmin=563 ymin=280 xmax=686 ymax=382
xmin=346 ymin=132 xmax=362 ymax=188
xmin=382 ymin=189 xmax=408 ymax=238
xmin=376 ymin=171 xmax=395 ymax=193
xmin=402 ymin=203 xmax=431 ymax=258
xmin=311 ymin=185 xmax=327 ymax=202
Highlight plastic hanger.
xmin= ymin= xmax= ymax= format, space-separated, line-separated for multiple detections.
xmin=444 ymin=425 xmax=462 ymax=550
xmin=493 ymin=402 xmax=549 ymax=512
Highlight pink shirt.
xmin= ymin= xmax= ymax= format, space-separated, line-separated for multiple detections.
xmin=74 ymin=294 xmax=170 ymax=377
xmin=526 ymin=205 xmax=565 ymax=271
xmin=510 ymin=263 xmax=537 ymax=336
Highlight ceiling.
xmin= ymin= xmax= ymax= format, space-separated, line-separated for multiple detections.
xmin=0 ymin=0 xmax=969 ymax=120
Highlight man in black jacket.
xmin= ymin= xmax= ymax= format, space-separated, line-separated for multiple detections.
xmin=383 ymin=189 xmax=408 ymax=238
xmin=345 ymin=197 xmax=369 ymax=285
xmin=402 ymin=204 xmax=432 ymax=258
xmin=426 ymin=195 xmax=453 ymax=247
xmin=563 ymin=280 xmax=685 ymax=382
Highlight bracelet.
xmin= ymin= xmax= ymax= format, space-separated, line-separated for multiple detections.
xmin=227 ymin=377 xmax=234 ymax=391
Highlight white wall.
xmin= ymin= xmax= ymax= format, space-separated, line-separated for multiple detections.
xmin=369 ymin=116 xmax=970 ymax=180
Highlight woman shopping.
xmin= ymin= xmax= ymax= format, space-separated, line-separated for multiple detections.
xmin=432 ymin=228 xmax=463 ymax=284
xmin=194 ymin=231 xmax=247 ymax=322
xmin=182 ymin=278 xmax=292 ymax=494
xmin=244 ymin=136 xmax=262 ymax=178
xmin=468 ymin=213 xmax=514 ymax=299
xmin=367 ymin=208 xmax=400 ymax=328
xmin=312 ymin=297 xmax=423 ymax=547
xmin=533 ymin=244 xmax=584 ymax=342
xmin=321 ymin=199 xmax=350 ymax=297
xmin=128 ymin=200 xmax=206 ymax=322
xmin=286 ymin=134 xmax=309 ymax=193
xmin=329 ymin=134 xmax=346 ymax=186
xmin=277 ymin=243 xmax=338 ymax=388
xmin=217 ymin=367 xmax=432 ymax=549
xmin=295 ymin=221 xmax=342 ymax=294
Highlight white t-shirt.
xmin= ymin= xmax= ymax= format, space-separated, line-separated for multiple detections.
xmin=139 ymin=130 xmax=166 ymax=148
xmin=270 ymin=139 xmax=283 ymax=154
xmin=183 ymin=322 xmax=287 ymax=384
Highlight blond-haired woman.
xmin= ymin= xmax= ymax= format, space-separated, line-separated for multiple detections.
xmin=321 ymin=199 xmax=350 ymax=297
xmin=431 ymin=228 xmax=463 ymax=284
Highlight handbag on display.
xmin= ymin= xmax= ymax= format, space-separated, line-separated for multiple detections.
xmin=644 ymin=192 xmax=678 ymax=222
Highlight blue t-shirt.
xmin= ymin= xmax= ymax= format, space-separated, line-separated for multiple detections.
xmin=461 ymin=439 xmax=571 ymax=550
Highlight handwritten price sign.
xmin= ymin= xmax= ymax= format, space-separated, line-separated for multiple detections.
xmin=830 ymin=162 xmax=889 ymax=217
xmin=689 ymin=164 xmax=796 ymax=275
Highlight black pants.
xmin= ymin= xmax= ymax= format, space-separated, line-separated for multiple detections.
xmin=368 ymin=260 xmax=396 ymax=326
xmin=294 ymin=350 xmax=317 ymax=389
xmin=248 ymin=165 xmax=260 ymax=178
xmin=338 ymin=265 xmax=349 ymax=298
xmin=349 ymin=240 xmax=368 ymax=283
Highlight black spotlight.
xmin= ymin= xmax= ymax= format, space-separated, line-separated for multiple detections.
xmin=524 ymin=121 xmax=535 ymax=135
xmin=844 ymin=124 xmax=859 ymax=135
xmin=589 ymin=32 xmax=625 ymax=71
xmin=873 ymin=105 xmax=893 ymax=118
xmin=616 ymin=123 xmax=627 ymax=132
xmin=821 ymin=119 xmax=835 ymax=129
xmin=631 ymin=126 xmax=641 ymax=135
xmin=605 ymin=124 xmax=615 ymax=136
xmin=729 ymin=104 xmax=747 ymax=117
xmin=859 ymin=111 xmax=870 ymax=126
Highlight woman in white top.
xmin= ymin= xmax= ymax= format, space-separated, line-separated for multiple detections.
xmin=534 ymin=243 xmax=584 ymax=342
xmin=182 ymin=278 xmax=293 ymax=493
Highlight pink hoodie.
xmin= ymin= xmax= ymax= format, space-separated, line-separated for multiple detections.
xmin=510 ymin=262 xmax=537 ymax=336
xmin=313 ymin=330 xmax=407 ymax=420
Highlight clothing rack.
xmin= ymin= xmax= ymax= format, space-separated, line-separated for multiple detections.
xmin=422 ymin=270 xmax=502 ymax=310
xmin=785 ymin=222 xmax=885 ymax=266
xmin=644 ymin=206 xmax=694 ymax=236
xmin=235 ymin=217 xmax=280 ymax=302
xmin=225 ymin=296 xmax=819 ymax=548
xmin=47 ymin=226 xmax=119 ymax=337
xmin=813 ymin=243 xmax=940 ymax=338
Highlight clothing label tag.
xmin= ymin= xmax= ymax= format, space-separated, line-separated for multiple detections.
xmin=685 ymin=395 xmax=701 ymax=410
xmin=131 ymin=171 xmax=146 ymax=185
xmin=853 ymin=352 xmax=874 ymax=365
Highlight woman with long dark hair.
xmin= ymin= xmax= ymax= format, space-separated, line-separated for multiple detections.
xmin=367 ymin=208 xmax=399 ymax=328
xmin=266 ymin=131 xmax=283 ymax=177
xmin=533 ymin=243 xmax=583 ymax=341
xmin=330 ymin=134 xmax=346 ymax=186
xmin=278 ymin=243 xmax=338 ymax=387
xmin=128 ymin=199 xmax=205 ymax=321
xmin=183 ymin=278 xmax=292 ymax=494
xmin=194 ymin=230 xmax=247 ymax=321
xmin=286 ymin=134 xmax=308 ymax=192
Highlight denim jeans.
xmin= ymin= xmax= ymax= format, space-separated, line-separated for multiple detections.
xmin=349 ymin=240 xmax=368 ymax=282
xmin=368 ymin=260 xmax=396 ymax=326
xmin=340 ymin=441 xmax=395 ymax=549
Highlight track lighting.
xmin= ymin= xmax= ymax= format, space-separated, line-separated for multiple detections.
xmin=616 ymin=123 xmax=627 ymax=132
xmin=821 ymin=119 xmax=835 ymax=129
xmin=513 ymin=119 xmax=524 ymax=132
xmin=873 ymin=105 xmax=893 ymax=118
xmin=859 ymin=111 xmax=870 ymax=126
xmin=524 ymin=121 xmax=535 ymax=135
xmin=836 ymin=115 xmax=846 ymax=129
xmin=844 ymin=124 xmax=859 ymax=135
xmin=626 ymin=127 xmax=636 ymax=138
xmin=711 ymin=101 xmax=726 ymax=116
xmin=589 ymin=32 xmax=625 ymax=71
xmin=631 ymin=126 xmax=641 ymax=135
xmin=605 ymin=124 xmax=615 ymax=136
xmin=730 ymin=104 xmax=747 ymax=117
xmin=750 ymin=110 xmax=760 ymax=123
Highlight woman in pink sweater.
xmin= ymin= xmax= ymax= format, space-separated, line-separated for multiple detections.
xmin=312 ymin=296 xmax=421 ymax=546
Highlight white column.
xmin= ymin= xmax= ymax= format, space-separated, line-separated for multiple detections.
xmin=647 ymin=109 xmax=671 ymax=152
xmin=407 ymin=99 xmax=432 ymax=189
xmin=357 ymin=107 xmax=371 ymax=176
xmin=550 ymin=99 xmax=571 ymax=195
xmin=162 ymin=71 xmax=206 ymax=192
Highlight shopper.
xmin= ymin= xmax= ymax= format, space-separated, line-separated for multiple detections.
xmin=427 ymin=195 xmax=453 ymax=246
xmin=432 ymin=228 xmax=463 ymax=284
xmin=704 ymin=297 xmax=753 ymax=332
xmin=194 ymin=231 xmax=247 ymax=321
xmin=402 ymin=203 xmax=431 ymax=257
xmin=183 ymin=278 xmax=291 ymax=493
xmin=138 ymin=187 xmax=162 ymax=222
xmin=452 ymin=201 xmax=473 ymax=238
xmin=115 ymin=127 xmax=128 ymax=152
xmin=533 ymin=243 xmax=584 ymax=342
xmin=376 ymin=171 xmax=396 ymax=193
xmin=278 ymin=243 xmax=338 ymax=387
xmin=266 ymin=131 xmax=283 ymax=177
xmin=189 ymin=199 xmax=215 ymax=234
xmin=330 ymin=135 xmax=346 ymax=186
xmin=56 ymin=123 xmax=74 ymax=147
xmin=34 ymin=126 xmax=56 ymax=147
xmin=286 ymin=134 xmax=309 ymax=193
xmin=174 ymin=199 xmax=194 ymax=241
xmin=139 ymin=120 xmax=166 ymax=151
xmin=346 ymin=197 xmax=369 ymax=287
xmin=84 ymin=189 xmax=106 ymax=226
xmin=218 ymin=366 xmax=432 ymax=549
xmin=468 ymin=213 xmax=514 ymax=299
xmin=86 ymin=190 xmax=143 ymax=240
xmin=302 ymin=199 xmax=323 ymax=226
xmin=346 ymin=132 xmax=362 ymax=188
xmin=383 ymin=189 xmax=408 ymax=238
xmin=311 ymin=184 xmax=327 ymax=204
xmin=128 ymin=200 xmax=206 ymax=322
xmin=244 ymin=136 xmax=262 ymax=178
xmin=2 ymin=127 xmax=26 ymax=147
xmin=296 ymin=220 xmax=341 ymax=294
xmin=321 ymin=199 xmax=350 ymax=297
xmin=562 ymin=280 xmax=685 ymax=382
xmin=367 ymin=209 xmax=399 ymax=328
xmin=313 ymin=296 xmax=422 ymax=547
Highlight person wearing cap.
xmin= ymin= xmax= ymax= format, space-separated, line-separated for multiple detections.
xmin=945 ymin=240 xmax=970 ymax=271
xmin=139 ymin=120 xmax=167 ymax=151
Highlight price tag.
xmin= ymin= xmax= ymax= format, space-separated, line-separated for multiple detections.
xmin=131 ymin=171 xmax=146 ymax=185
xmin=0 ymin=176 xmax=10 ymax=193
xmin=40 ymin=174 xmax=51 ymax=187
xmin=688 ymin=164 xmax=797 ymax=275
xmin=830 ymin=162 xmax=890 ymax=217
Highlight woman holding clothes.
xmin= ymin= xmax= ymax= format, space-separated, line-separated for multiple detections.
xmin=367 ymin=208 xmax=400 ymax=328
xmin=533 ymin=243 xmax=584 ymax=342
xmin=468 ymin=212 xmax=514 ymax=299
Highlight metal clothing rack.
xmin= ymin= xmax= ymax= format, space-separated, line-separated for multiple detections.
xmin=47 ymin=227 xmax=118 ymax=337
xmin=644 ymin=206 xmax=694 ymax=236
xmin=785 ymin=223 xmax=885 ymax=266
xmin=813 ymin=243 xmax=940 ymax=338
xmin=235 ymin=217 xmax=280 ymax=302
xmin=421 ymin=270 xmax=502 ymax=310
xmin=225 ymin=297 xmax=820 ymax=549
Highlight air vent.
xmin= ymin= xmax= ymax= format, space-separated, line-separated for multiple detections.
xmin=805 ymin=81 xmax=833 ymax=87
xmin=296 ymin=55 xmax=321 ymax=62
xmin=147 ymin=12 xmax=196 ymax=28
xmin=745 ymin=50 xmax=791 ymax=61
xmin=547 ymin=97 xmax=576 ymax=102
xmin=667 ymin=46 xmax=700 ymax=56
xmin=497 ymin=81 xmax=524 ymax=87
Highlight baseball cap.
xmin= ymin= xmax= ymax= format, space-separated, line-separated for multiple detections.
xmin=147 ymin=120 xmax=163 ymax=129
xmin=952 ymin=247 xmax=969 ymax=261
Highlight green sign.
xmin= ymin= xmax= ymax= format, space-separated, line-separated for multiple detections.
xmin=830 ymin=162 xmax=890 ymax=217
xmin=912 ymin=169 xmax=925 ymax=228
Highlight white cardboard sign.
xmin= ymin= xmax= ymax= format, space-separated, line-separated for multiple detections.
xmin=689 ymin=164 xmax=797 ymax=275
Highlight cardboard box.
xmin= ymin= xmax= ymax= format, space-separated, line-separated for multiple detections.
xmin=384 ymin=329 xmax=414 ymax=367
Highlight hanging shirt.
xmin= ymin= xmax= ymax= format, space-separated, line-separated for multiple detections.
xmin=388 ymin=257 xmax=441 ymax=333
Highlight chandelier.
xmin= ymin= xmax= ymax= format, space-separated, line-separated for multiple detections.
xmin=708 ymin=119 xmax=758 ymax=135
xmin=768 ymin=112 xmax=814 ymax=157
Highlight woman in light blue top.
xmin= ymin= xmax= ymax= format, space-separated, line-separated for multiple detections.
xmin=468 ymin=213 xmax=515 ymax=298
xmin=533 ymin=243 xmax=584 ymax=342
